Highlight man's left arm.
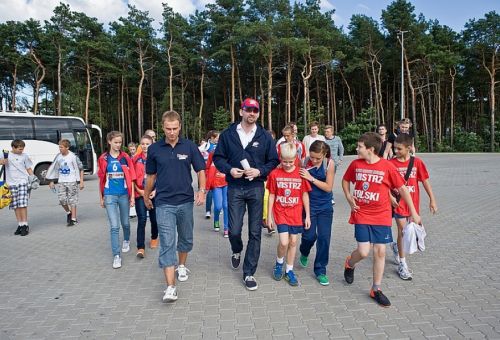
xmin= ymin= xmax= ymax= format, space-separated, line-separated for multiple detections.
xmin=256 ymin=137 xmax=279 ymax=178
xmin=192 ymin=142 xmax=207 ymax=205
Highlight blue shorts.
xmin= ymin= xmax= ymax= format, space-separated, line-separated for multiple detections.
xmin=354 ymin=224 xmax=393 ymax=244
xmin=277 ymin=224 xmax=303 ymax=235
xmin=393 ymin=212 xmax=409 ymax=219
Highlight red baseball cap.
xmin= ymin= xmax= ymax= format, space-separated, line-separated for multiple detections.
xmin=241 ymin=98 xmax=260 ymax=112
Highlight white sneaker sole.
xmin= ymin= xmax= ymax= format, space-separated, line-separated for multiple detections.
xmin=177 ymin=276 xmax=188 ymax=282
xmin=162 ymin=295 xmax=178 ymax=302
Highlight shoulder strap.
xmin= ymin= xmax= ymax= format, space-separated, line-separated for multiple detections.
xmin=404 ymin=156 xmax=415 ymax=182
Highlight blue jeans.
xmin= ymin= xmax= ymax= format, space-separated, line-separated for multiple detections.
xmin=228 ymin=184 xmax=264 ymax=278
xmin=104 ymin=194 xmax=131 ymax=256
xmin=205 ymin=190 xmax=213 ymax=213
xmin=299 ymin=207 xmax=333 ymax=276
xmin=156 ymin=202 xmax=194 ymax=268
xmin=212 ymin=186 xmax=228 ymax=230
xmin=135 ymin=197 xmax=158 ymax=249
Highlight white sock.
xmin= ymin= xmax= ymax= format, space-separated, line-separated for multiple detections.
xmin=21 ymin=221 xmax=27 ymax=226
xmin=286 ymin=264 xmax=293 ymax=273
xmin=399 ymin=257 xmax=407 ymax=266
xmin=276 ymin=257 xmax=284 ymax=264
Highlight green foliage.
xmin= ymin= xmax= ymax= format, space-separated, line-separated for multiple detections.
xmin=436 ymin=127 xmax=486 ymax=152
xmin=212 ymin=106 xmax=231 ymax=132
xmin=338 ymin=108 xmax=377 ymax=155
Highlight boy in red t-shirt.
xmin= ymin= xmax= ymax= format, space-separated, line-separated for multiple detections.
xmin=267 ymin=143 xmax=311 ymax=286
xmin=389 ymin=134 xmax=437 ymax=280
xmin=342 ymin=132 xmax=421 ymax=307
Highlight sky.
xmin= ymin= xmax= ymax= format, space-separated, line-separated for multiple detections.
xmin=0 ymin=0 xmax=498 ymax=33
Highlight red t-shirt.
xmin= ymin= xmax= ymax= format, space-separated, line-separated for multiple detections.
xmin=390 ymin=157 xmax=429 ymax=216
xmin=267 ymin=167 xmax=311 ymax=226
xmin=343 ymin=158 xmax=405 ymax=226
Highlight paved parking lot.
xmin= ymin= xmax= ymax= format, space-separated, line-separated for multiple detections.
xmin=1 ymin=153 xmax=499 ymax=339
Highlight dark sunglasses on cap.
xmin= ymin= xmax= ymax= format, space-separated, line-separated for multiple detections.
xmin=243 ymin=107 xmax=259 ymax=113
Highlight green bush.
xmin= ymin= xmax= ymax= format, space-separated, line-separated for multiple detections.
xmin=338 ymin=108 xmax=376 ymax=155
xmin=454 ymin=131 xmax=485 ymax=152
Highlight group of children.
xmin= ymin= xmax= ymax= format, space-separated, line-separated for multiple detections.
xmin=264 ymin=123 xmax=437 ymax=308
xmin=1 ymin=121 xmax=437 ymax=308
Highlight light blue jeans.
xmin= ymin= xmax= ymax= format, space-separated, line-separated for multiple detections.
xmin=104 ymin=194 xmax=130 ymax=256
xmin=156 ymin=202 xmax=194 ymax=268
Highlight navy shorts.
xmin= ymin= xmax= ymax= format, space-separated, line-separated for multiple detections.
xmin=354 ymin=224 xmax=393 ymax=244
xmin=277 ymin=224 xmax=303 ymax=235
xmin=393 ymin=212 xmax=409 ymax=219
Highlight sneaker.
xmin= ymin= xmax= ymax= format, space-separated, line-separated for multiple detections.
xmin=370 ymin=288 xmax=391 ymax=307
xmin=176 ymin=265 xmax=190 ymax=282
xmin=213 ymin=221 xmax=220 ymax=232
xmin=273 ymin=262 xmax=284 ymax=281
xmin=284 ymin=270 xmax=299 ymax=286
xmin=66 ymin=213 xmax=72 ymax=225
xmin=344 ymin=256 xmax=355 ymax=284
xmin=244 ymin=276 xmax=258 ymax=291
xmin=136 ymin=249 xmax=145 ymax=258
xmin=269 ymin=228 xmax=276 ymax=234
xmin=20 ymin=225 xmax=29 ymax=236
xmin=223 ymin=230 xmax=229 ymax=238
xmin=67 ymin=219 xmax=78 ymax=227
xmin=122 ymin=240 xmax=130 ymax=253
xmin=398 ymin=262 xmax=413 ymax=280
xmin=231 ymin=253 xmax=241 ymax=270
xmin=391 ymin=242 xmax=399 ymax=264
xmin=317 ymin=274 xmax=330 ymax=286
xmin=150 ymin=238 xmax=159 ymax=249
xmin=14 ymin=226 xmax=22 ymax=235
xmin=205 ymin=211 xmax=211 ymax=219
xmin=162 ymin=285 xmax=178 ymax=302
xmin=112 ymin=255 xmax=122 ymax=269
xmin=299 ymin=255 xmax=309 ymax=268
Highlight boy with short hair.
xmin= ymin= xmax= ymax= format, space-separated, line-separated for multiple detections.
xmin=342 ymin=132 xmax=421 ymax=307
xmin=127 ymin=142 xmax=137 ymax=157
xmin=48 ymin=139 xmax=84 ymax=226
xmin=0 ymin=139 xmax=35 ymax=236
xmin=389 ymin=134 xmax=437 ymax=280
xmin=267 ymin=143 xmax=311 ymax=286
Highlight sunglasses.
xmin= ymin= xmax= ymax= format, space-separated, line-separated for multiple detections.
xmin=243 ymin=107 xmax=259 ymax=113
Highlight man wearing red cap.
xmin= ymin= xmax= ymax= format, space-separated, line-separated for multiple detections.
xmin=213 ymin=98 xmax=279 ymax=290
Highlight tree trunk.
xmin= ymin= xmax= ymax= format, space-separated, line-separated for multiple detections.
xmin=230 ymin=45 xmax=236 ymax=122
xmin=325 ymin=68 xmax=330 ymax=125
xmin=259 ymin=71 xmax=265 ymax=126
xmin=198 ymin=63 xmax=205 ymax=140
xmin=137 ymin=50 xmax=145 ymax=138
xmin=482 ymin=51 xmax=497 ymax=151
xmin=426 ymin=72 xmax=434 ymax=152
xmin=97 ymin=76 xmax=102 ymax=126
xmin=11 ymin=63 xmax=17 ymax=110
xmin=437 ymin=74 xmax=442 ymax=143
xmin=30 ymin=48 xmax=46 ymax=115
xmin=375 ymin=56 xmax=384 ymax=124
xmin=331 ymin=70 xmax=337 ymax=131
xmin=450 ymin=67 xmax=456 ymax=147
xmin=404 ymin=53 xmax=417 ymax=139
xmin=301 ymin=51 xmax=313 ymax=134
xmin=267 ymin=51 xmax=273 ymax=131
xmin=85 ymin=59 xmax=91 ymax=123
xmin=167 ymin=34 xmax=173 ymax=111
xmin=339 ymin=67 xmax=355 ymax=121
xmin=126 ymin=83 xmax=132 ymax=142
xmin=121 ymin=75 xmax=125 ymax=134
xmin=286 ymin=49 xmax=293 ymax=124
xmin=57 ymin=47 xmax=62 ymax=115
xmin=236 ymin=60 xmax=243 ymax=105
xmin=150 ymin=68 xmax=154 ymax=130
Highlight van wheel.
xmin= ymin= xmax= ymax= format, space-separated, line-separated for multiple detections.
xmin=35 ymin=163 xmax=50 ymax=185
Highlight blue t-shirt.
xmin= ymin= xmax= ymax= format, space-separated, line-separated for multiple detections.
xmin=104 ymin=155 xmax=128 ymax=195
xmin=146 ymin=137 xmax=205 ymax=206
xmin=307 ymin=162 xmax=333 ymax=211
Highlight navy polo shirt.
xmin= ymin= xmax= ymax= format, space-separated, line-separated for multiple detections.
xmin=146 ymin=137 xmax=205 ymax=206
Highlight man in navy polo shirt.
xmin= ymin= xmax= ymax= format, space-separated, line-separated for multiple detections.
xmin=144 ymin=110 xmax=206 ymax=303
xmin=213 ymin=98 xmax=279 ymax=291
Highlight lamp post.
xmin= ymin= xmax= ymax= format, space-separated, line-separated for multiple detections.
xmin=398 ymin=30 xmax=408 ymax=120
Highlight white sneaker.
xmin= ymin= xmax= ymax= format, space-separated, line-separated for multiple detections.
xmin=398 ymin=262 xmax=413 ymax=280
xmin=205 ymin=211 xmax=211 ymax=219
xmin=162 ymin=285 xmax=178 ymax=302
xmin=176 ymin=265 xmax=190 ymax=282
xmin=112 ymin=255 xmax=122 ymax=269
xmin=391 ymin=242 xmax=399 ymax=264
xmin=122 ymin=240 xmax=130 ymax=253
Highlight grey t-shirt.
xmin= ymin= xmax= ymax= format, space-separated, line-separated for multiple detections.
xmin=1 ymin=152 xmax=32 ymax=185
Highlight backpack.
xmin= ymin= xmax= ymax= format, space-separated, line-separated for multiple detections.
xmin=0 ymin=162 xmax=12 ymax=209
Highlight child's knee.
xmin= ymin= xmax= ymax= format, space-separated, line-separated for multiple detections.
xmin=357 ymin=247 xmax=370 ymax=258
xmin=373 ymin=244 xmax=386 ymax=257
